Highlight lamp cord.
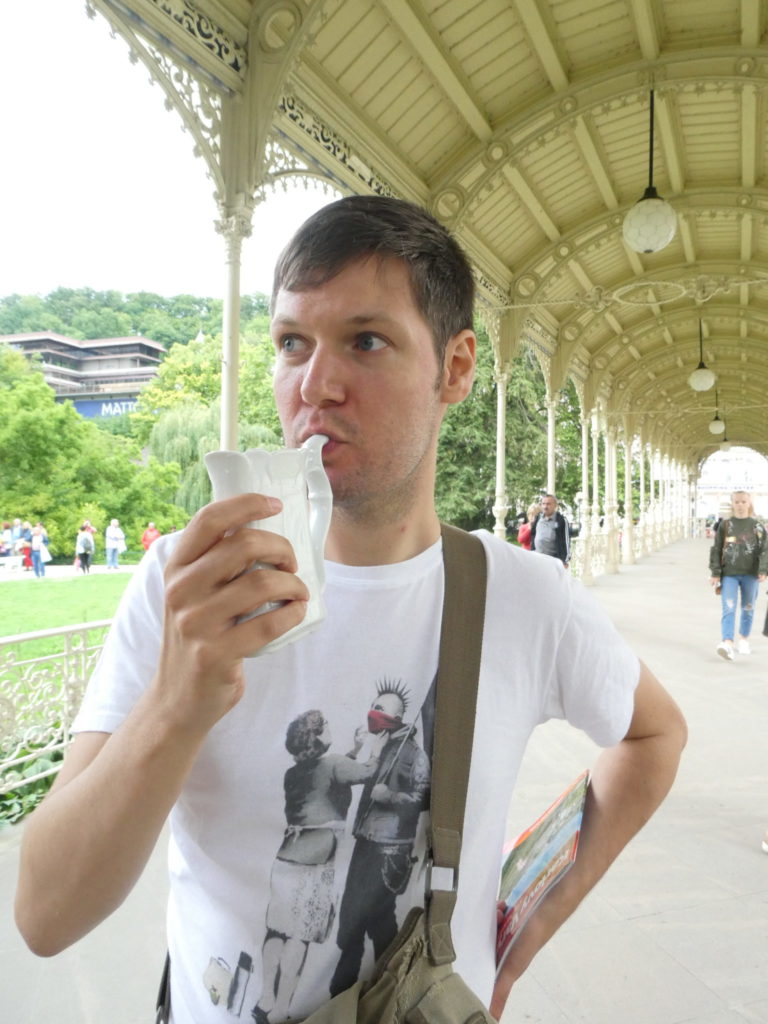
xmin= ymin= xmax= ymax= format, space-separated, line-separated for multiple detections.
xmin=648 ymin=89 xmax=655 ymax=191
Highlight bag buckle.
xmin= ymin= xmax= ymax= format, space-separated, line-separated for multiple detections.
xmin=424 ymin=856 xmax=459 ymax=899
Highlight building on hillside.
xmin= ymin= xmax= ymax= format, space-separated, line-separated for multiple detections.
xmin=0 ymin=332 xmax=164 ymax=418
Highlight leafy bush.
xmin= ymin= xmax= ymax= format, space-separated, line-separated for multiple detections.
xmin=0 ymin=748 xmax=63 ymax=827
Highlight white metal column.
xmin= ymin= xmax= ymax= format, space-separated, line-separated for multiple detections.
xmin=493 ymin=368 xmax=510 ymax=539
xmin=216 ymin=204 xmax=253 ymax=450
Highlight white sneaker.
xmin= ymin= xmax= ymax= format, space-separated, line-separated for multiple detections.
xmin=736 ymin=638 xmax=751 ymax=655
xmin=762 ymin=832 xmax=768 ymax=854
xmin=716 ymin=641 xmax=735 ymax=661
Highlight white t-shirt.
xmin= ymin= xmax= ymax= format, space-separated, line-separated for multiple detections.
xmin=74 ymin=530 xmax=639 ymax=1023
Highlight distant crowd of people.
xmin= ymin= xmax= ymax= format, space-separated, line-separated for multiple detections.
xmin=0 ymin=519 xmax=51 ymax=578
xmin=0 ymin=518 xmax=165 ymax=577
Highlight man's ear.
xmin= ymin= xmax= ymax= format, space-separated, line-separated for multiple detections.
xmin=440 ymin=330 xmax=476 ymax=405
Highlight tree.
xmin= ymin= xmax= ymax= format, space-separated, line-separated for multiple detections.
xmin=149 ymin=400 xmax=281 ymax=513
xmin=0 ymin=348 xmax=187 ymax=555
xmin=132 ymin=331 xmax=281 ymax=444
xmin=435 ymin=333 xmax=582 ymax=532
xmin=0 ymin=287 xmax=270 ymax=349
xmin=0 ymin=295 xmax=67 ymax=336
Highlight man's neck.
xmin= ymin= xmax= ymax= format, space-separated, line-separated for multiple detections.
xmin=325 ymin=508 xmax=442 ymax=566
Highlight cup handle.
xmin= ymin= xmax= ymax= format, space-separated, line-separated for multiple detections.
xmin=303 ymin=435 xmax=332 ymax=585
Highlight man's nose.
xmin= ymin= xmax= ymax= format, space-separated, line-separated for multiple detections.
xmin=299 ymin=346 xmax=346 ymax=407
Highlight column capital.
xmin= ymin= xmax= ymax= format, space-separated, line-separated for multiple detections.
xmin=215 ymin=194 xmax=255 ymax=244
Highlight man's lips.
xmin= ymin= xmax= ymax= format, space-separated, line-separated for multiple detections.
xmin=300 ymin=430 xmax=345 ymax=452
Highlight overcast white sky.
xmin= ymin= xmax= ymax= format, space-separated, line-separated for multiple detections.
xmin=1 ymin=1 xmax=335 ymax=299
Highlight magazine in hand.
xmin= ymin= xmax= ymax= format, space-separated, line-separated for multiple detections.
xmin=496 ymin=770 xmax=590 ymax=972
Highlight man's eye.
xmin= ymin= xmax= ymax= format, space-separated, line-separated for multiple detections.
xmin=279 ymin=335 xmax=305 ymax=354
xmin=357 ymin=333 xmax=387 ymax=352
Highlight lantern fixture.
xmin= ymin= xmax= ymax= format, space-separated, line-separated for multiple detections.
xmin=689 ymin=320 xmax=716 ymax=392
xmin=708 ymin=389 xmax=726 ymax=434
xmin=622 ymin=89 xmax=678 ymax=254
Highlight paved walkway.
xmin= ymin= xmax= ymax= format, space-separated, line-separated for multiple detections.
xmin=1 ymin=537 xmax=767 ymax=1023
xmin=0 ymin=561 xmax=136 ymax=581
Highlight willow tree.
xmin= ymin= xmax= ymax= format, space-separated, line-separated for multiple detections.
xmin=149 ymin=400 xmax=280 ymax=515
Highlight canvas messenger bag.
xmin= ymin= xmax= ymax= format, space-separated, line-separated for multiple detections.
xmin=157 ymin=524 xmax=495 ymax=1024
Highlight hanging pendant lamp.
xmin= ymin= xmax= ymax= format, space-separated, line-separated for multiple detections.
xmin=622 ymin=88 xmax=678 ymax=254
xmin=689 ymin=320 xmax=716 ymax=392
xmin=708 ymin=389 xmax=729 ymax=434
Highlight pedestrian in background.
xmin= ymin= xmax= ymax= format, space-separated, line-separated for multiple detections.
xmin=141 ymin=522 xmax=161 ymax=551
xmin=105 ymin=518 xmax=126 ymax=570
xmin=30 ymin=524 xmax=48 ymax=579
xmin=75 ymin=524 xmax=95 ymax=574
xmin=530 ymin=493 xmax=571 ymax=567
xmin=516 ymin=502 xmax=540 ymax=551
xmin=709 ymin=490 xmax=767 ymax=661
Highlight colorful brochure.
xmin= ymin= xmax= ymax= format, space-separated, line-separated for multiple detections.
xmin=496 ymin=770 xmax=590 ymax=971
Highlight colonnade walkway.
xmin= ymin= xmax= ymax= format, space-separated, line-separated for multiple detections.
xmin=1 ymin=536 xmax=767 ymax=1023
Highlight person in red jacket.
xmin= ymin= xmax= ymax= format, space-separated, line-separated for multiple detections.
xmin=141 ymin=522 xmax=161 ymax=551
xmin=517 ymin=503 xmax=539 ymax=551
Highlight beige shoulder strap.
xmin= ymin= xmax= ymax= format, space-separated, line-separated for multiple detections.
xmin=426 ymin=524 xmax=488 ymax=964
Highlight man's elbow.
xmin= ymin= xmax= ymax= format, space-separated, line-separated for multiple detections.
xmin=14 ymin=900 xmax=61 ymax=958
xmin=671 ymin=703 xmax=688 ymax=755
xmin=14 ymin=884 xmax=78 ymax=959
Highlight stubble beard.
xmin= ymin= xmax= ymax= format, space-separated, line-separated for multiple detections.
xmin=330 ymin=447 xmax=436 ymax=529
xmin=330 ymin=411 xmax=441 ymax=530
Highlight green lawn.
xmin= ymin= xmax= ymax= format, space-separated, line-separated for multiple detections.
xmin=0 ymin=573 xmax=133 ymax=655
xmin=0 ymin=572 xmax=133 ymax=635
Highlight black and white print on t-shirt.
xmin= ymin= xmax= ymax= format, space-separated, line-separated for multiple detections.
xmin=205 ymin=676 xmax=436 ymax=1022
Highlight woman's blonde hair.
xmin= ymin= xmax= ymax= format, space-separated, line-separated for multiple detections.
xmin=730 ymin=490 xmax=754 ymax=516
xmin=527 ymin=502 xmax=540 ymax=520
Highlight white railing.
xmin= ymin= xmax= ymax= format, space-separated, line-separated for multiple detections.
xmin=0 ymin=621 xmax=110 ymax=794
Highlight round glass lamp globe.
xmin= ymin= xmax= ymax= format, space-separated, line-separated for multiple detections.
xmin=720 ymin=440 xmax=732 ymax=451
xmin=708 ymin=417 xmax=726 ymax=435
xmin=688 ymin=366 xmax=716 ymax=392
xmin=622 ymin=197 xmax=677 ymax=253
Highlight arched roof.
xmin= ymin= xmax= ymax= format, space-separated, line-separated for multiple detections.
xmin=87 ymin=0 xmax=768 ymax=465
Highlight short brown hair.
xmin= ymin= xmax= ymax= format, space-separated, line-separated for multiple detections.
xmin=271 ymin=195 xmax=475 ymax=363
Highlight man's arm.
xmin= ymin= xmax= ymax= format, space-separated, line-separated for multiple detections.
xmin=15 ymin=493 xmax=309 ymax=957
xmin=561 ymin=514 xmax=571 ymax=565
xmin=708 ymin=521 xmax=725 ymax=578
xmin=490 ymin=660 xmax=686 ymax=1019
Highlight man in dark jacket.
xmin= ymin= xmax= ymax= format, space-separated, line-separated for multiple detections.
xmin=530 ymin=493 xmax=571 ymax=567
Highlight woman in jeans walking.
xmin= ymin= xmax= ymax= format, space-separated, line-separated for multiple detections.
xmin=709 ymin=490 xmax=768 ymax=661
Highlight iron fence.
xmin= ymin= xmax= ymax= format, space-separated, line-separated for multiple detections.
xmin=0 ymin=621 xmax=111 ymax=794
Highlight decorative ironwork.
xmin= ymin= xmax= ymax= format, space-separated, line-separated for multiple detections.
xmin=487 ymin=272 xmax=768 ymax=314
xmin=260 ymin=137 xmax=341 ymax=203
xmin=0 ymin=622 xmax=111 ymax=794
xmin=278 ymin=96 xmax=395 ymax=198
xmin=474 ymin=272 xmax=510 ymax=309
xmin=147 ymin=45 xmax=224 ymax=177
xmin=87 ymin=0 xmax=226 ymax=191
xmin=143 ymin=0 xmax=245 ymax=76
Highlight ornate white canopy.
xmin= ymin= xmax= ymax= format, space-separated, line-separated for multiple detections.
xmin=85 ymin=0 xmax=768 ymax=465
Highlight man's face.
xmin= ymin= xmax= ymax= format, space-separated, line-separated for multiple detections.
xmin=731 ymin=494 xmax=750 ymax=518
xmin=367 ymin=691 xmax=406 ymax=734
xmin=541 ymin=496 xmax=557 ymax=517
xmin=271 ymin=257 xmax=460 ymax=518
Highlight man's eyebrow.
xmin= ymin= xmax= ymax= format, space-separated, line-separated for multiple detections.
xmin=271 ymin=312 xmax=395 ymax=326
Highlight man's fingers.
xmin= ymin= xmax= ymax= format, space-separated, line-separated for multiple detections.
xmin=164 ymin=562 xmax=310 ymax=665
xmin=171 ymin=495 xmax=284 ymax=567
